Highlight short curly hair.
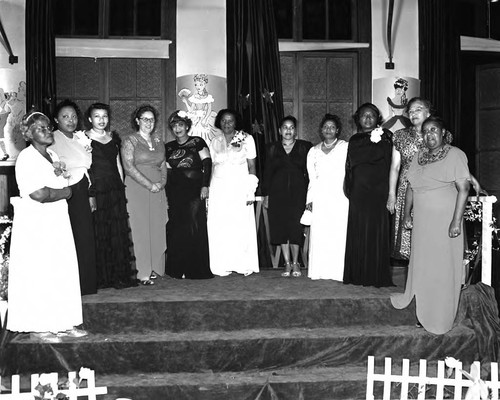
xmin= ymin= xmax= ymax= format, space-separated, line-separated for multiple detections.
xmin=319 ymin=114 xmax=342 ymax=138
xmin=168 ymin=110 xmax=193 ymax=132
xmin=84 ymin=103 xmax=111 ymax=130
xmin=132 ymin=104 xmax=159 ymax=131
xmin=214 ymin=109 xmax=242 ymax=131
xmin=406 ymin=97 xmax=434 ymax=115
xmin=53 ymin=99 xmax=83 ymax=131
xmin=20 ymin=110 xmax=51 ymax=141
xmin=353 ymin=103 xmax=383 ymax=130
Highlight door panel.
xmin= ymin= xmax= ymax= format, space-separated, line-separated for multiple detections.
xmin=476 ymin=64 xmax=500 ymax=200
xmin=280 ymin=52 xmax=358 ymax=145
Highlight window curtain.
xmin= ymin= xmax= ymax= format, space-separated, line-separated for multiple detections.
xmin=25 ymin=0 xmax=56 ymax=116
xmin=418 ymin=0 xmax=460 ymax=142
xmin=226 ymin=0 xmax=284 ymax=151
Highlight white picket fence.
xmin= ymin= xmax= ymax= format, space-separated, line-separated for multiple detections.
xmin=366 ymin=356 xmax=499 ymax=400
xmin=0 ymin=369 xmax=107 ymax=399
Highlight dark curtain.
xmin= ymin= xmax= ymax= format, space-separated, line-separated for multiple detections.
xmin=226 ymin=0 xmax=284 ymax=172
xmin=25 ymin=0 xmax=56 ymax=116
xmin=418 ymin=0 xmax=460 ymax=142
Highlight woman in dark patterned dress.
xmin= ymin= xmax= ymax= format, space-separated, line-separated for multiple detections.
xmin=85 ymin=103 xmax=137 ymax=289
xmin=262 ymin=116 xmax=312 ymax=277
xmin=164 ymin=110 xmax=213 ymax=279
xmin=343 ymin=103 xmax=393 ymax=287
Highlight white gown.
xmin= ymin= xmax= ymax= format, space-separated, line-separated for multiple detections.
xmin=7 ymin=146 xmax=83 ymax=333
xmin=207 ymin=132 xmax=259 ymax=276
xmin=306 ymin=140 xmax=349 ymax=280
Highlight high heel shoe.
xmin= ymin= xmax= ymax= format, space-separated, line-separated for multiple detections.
xmin=291 ymin=262 xmax=302 ymax=277
xmin=281 ymin=262 xmax=292 ymax=277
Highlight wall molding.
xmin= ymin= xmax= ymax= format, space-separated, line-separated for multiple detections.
xmin=278 ymin=41 xmax=369 ymax=52
xmin=461 ymin=36 xmax=500 ymax=52
xmin=55 ymin=38 xmax=171 ymax=59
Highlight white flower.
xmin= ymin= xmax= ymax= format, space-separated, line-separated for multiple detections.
xmin=38 ymin=373 xmax=53 ymax=386
xmin=445 ymin=356 xmax=461 ymax=369
xmin=177 ymin=110 xmax=188 ymax=118
xmin=370 ymin=127 xmax=383 ymax=143
xmin=78 ymin=367 xmax=93 ymax=380
xmin=74 ymin=131 xmax=92 ymax=153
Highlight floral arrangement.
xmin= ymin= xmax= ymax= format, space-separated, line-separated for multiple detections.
xmin=33 ymin=367 xmax=93 ymax=400
xmin=52 ymin=161 xmax=71 ymax=179
xmin=73 ymin=131 xmax=92 ymax=153
xmin=0 ymin=215 xmax=12 ymax=301
xmin=230 ymin=131 xmax=247 ymax=148
xmin=370 ymin=126 xmax=383 ymax=143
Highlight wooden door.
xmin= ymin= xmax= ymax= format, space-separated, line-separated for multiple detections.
xmin=476 ymin=64 xmax=500 ymax=201
xmin=280 ymin=52 xmax=358 ymax=144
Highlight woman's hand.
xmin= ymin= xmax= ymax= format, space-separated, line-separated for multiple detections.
xmin=305 ymin=202 xmax=312 ymax=212
xmin=386 ymin=193 xmax=396 ymax=214
xmin=403 ymin=215 xmax=413 ymax=230
xmin=263 ymin=196 xmax=269 ymax=209
xmin=200 ymin=186 xmax=209 ymax=200
xmin=150 ymin=183 xmax=162 ymax=193
xmin=246 ymin=200 xmax=255 ymax=206
xmin=89 ymin=196 xmax=97 ymax=212
xmin=449 ymin=220 xmax=462 ymax=238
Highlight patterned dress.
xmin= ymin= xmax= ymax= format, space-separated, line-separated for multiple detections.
xmin=391 ymin=127 xmax=426 ymax=260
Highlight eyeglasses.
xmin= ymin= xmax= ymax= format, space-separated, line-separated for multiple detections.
xmin=408 ymin=107 xmax=425 ymax=115
xmin=140 ymin=117 xmax=155 ymax=124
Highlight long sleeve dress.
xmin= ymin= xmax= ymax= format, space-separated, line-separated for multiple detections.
xmin=343 ymin=128 xmax=394 ymax=287
xmin=121 ymin=131 xmax=167 ymax=281
xmin=7 ymin=146 xmax=83 ymax=333
xmin=306 ymin=140 xmax=349 ymax=280
xmin=49 ymin=130 xmax=97 ymax=295
xmin=391 ymin=146 xmax=470 ymax=334
xmin=89 ymin=134 xmax=137 ymax=288
xmin=262 ymin=139 xmax=312 ymax=245
xmin=165 ymin=136 xmax=213 ymax=279
xmin=207 ymin=132 xmax=259 ymax=276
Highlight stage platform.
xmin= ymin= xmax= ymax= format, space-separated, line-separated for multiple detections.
xmin=1 ymin=268 xmax=499 ymax=400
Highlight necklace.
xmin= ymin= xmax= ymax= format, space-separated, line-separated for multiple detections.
xmin=282 ymin=139 xmax=296 ymax=146
xmin=323 ymin=139 xmax=338 ymax=149
xmin=418 ymin=145 xmax=451 ymax=165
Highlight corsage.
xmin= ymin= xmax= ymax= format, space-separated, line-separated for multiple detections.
xmin=370 ymin=127 xmax=383 ymax=143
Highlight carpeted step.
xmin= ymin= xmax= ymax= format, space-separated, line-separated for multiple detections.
xmin=82 ymin=297 xmax=416 ymax=333
xmin=5 ymin=325 xmax=478 ymax=376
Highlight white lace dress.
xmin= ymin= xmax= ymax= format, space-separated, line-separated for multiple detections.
xmin=207 ymin=132 xmax=259 ymax=276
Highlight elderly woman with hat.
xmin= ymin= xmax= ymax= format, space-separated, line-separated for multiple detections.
xmin=164 ymin=110 xmax=213 ymax=279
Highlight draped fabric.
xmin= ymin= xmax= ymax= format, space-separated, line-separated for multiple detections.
xmin=226 ymin=0 xmax=284 ymax=172
xmin=25 ymin=0 xmax=56 ymax=115
xmin=418 ymin=0 xmax=460 ymax=143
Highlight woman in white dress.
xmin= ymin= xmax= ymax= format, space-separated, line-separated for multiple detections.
xmin=7 ymin=111 xmax=86 ymax=343
xmin=207 ymin=109 xmax=259 ymax=276
xmin=306 ymin=114 xmax=349 ymax=280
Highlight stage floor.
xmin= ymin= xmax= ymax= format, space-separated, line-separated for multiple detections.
xmin=82 ymin=267 xmax=406 ymax=304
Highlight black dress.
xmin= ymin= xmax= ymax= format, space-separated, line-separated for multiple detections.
xmin=165 ymin=136 xmax=213 ymax=279
xmin=262 ymin=140 xmax=312 ymax=245
xmin=343 ymin=129 xmax=394 ymax=287
xmin=89 ymin=135 xmax=137 ymax=289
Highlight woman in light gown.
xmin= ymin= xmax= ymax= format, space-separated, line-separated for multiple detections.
xmin=121 ymin=105 xmax=167 ymax=285
xmin=391 ymin=116 xmax=470 ymax=335
xmin=306 ymin=114 xmax=349 ymax=281
xmin=7 ymin=111 xmax=86 ymax=342
xmin=207 ymin=109 xmax=259 ymax=276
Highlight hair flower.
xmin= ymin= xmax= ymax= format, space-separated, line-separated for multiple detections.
xmin=230 ymin=131 xmax=247 ymax=148
xmin=177 ymin=110 xmax=188 ymax=118
xmin=370 ymin=126 xmax=383 ymax=143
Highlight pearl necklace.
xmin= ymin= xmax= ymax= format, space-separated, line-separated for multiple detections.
xmin=282 ymin=140 xmax=296 ymax=147
xmin=323 ymin=139 xmax=338 ymax=148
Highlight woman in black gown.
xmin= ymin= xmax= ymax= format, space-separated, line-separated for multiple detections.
xmin=164 ymin=110 xmax=213 ymax=279
xmin=262 ymin=116 xmax=312 ymax=277
xmin=85 ymin=103 xmax=137 ymax=289
xmin=343 ymin=103 xmax=393 ymax=287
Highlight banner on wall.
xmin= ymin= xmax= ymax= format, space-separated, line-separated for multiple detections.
xmin=176 ymin=73 xmax=226 ymax=145
xmin=373 ymin=76 xmax=420 ymax=133
xmin=0 ymin=69 xmax=27 ymax=161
